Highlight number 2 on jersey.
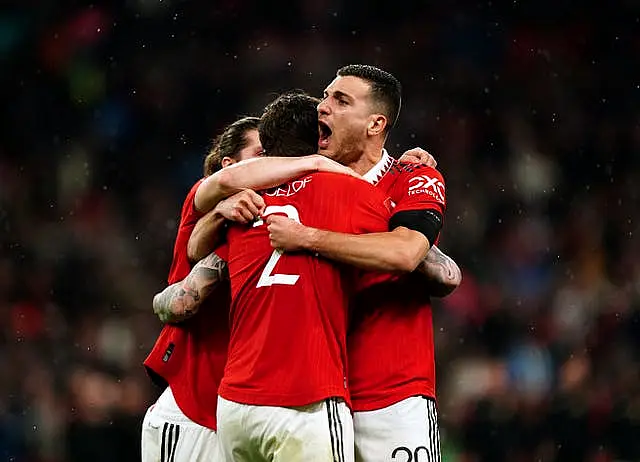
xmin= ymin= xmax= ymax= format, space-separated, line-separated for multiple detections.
xmin=253 ymin=205 xmax=301 ymax=288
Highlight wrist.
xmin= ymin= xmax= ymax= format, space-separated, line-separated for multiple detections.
xmin=309 ymin=154 xmax=324 ymax=173
xmin=303 ymin=227 xmax=323 ymax=252
xmin=210 ymin=203 xmax=227 ymax=220
xmin=211 ymin=209 xmax=224 ymax=221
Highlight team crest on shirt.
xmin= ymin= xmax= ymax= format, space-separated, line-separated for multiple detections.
xmin=407 ymin=175 xmax=445 ymax=203
xmin=265 ymin=176 xmax=312 ymax=197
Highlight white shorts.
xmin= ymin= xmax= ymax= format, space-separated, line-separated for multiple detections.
xmin=141 ymin=387 xmax=223 ymax=462
xmin=353 ymin=396 xmax=440 ymax=462
xmin=217 ymin=395 xmax=354 ymax=462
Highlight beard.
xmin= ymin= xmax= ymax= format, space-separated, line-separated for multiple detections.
xmin=332 ymin=130 xmax=366 ymax=166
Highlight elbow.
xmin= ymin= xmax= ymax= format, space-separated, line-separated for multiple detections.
xmin=152 ymin=293 xmax=161 ymax=313
xmin=431 ymin=265 xmax=463 ymax=298
xmin=447 ymin=265 xmax=463 ymax=292
xmin=152 ymin=292 xmax=172 ymax=323
xmin=214 ymin=168 xmax=232 ymax=191
xmin=214 ymin=167 xmax=240 ymax=195
xmin=195 ymin=169 xmax=234 ymax=212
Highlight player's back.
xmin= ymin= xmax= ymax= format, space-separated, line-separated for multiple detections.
xmin=220 ymin=172 xmax=391 ymax=408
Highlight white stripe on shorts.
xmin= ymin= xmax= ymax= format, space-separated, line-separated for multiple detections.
xmin=325 ymin=398 xmax=345 ymax=462
xmin=424 ymin=397 xmax=440 ymax=462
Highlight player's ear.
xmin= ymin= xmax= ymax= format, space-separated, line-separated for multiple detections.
xmin=367 ymin=114 xmax=387 ymax=137
xmin=221 ymin=156 xmax=236 ymax=168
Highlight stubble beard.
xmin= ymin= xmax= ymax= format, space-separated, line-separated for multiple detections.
xmin=335 ymin=132 xmax=367 ymax=168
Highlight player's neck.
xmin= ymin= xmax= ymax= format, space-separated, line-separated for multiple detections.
xmin=347 ymin=145 xmax=385 ymax=176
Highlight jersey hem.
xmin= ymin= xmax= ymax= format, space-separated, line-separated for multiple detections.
xmin=219 ymin=385 xmax=351 ymax=409
xmin=172 ymin=395 xmax=218 ymax=431
xmin=351 ymin=382 xmax=435 ymax=412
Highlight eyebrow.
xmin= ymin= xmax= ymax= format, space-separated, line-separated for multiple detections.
xmin=324 ymin=89 xmax=354 ymax=102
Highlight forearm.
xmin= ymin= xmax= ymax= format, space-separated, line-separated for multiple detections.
xmin=153 ymin=251 xmax=228 ymax=323
xmin=194 ymin=155 xmax=321 ymax=213
xmin=187 ymin=210 xmax=226 ymax=262
xmin=304 ymin=226 xmax=430 ymax=273
xmin=417 ymin=245 xmax=462 ymax=297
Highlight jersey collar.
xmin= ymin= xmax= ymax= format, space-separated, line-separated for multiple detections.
xmin=363 ymin=149 xmax=394 ymax=185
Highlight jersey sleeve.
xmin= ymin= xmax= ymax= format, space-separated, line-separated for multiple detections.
xmin=167 ymin=178 xmax=207 ymax=284
xmin=391 ymin=165 xmax=446 ymax=215
xmin=389 ymin=165 xmax=446 ymax=245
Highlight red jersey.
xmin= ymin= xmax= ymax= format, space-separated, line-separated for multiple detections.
xmin=348 ymin=151 xmax=447 ymax=411
xmin=219 ymin=172 xmax=391 ymax=408
xmin=143 ymin=178 xmax=230 ymax=430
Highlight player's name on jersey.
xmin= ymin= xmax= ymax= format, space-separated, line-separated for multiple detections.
xmin=265 ymin=176 xmax=313 ymax=198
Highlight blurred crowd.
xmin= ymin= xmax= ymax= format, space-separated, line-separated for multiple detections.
xmin=1 ymin=1 xmax=638 ymax=461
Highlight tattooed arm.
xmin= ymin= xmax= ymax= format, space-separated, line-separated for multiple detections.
xmin=417 ymin=246 xmax=462 ymax=297
xmin=153 ymin=251 xmax=229 ymax=324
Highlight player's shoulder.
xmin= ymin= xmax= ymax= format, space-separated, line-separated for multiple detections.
xmin=181 ymin=177 xmax=206 ymax=219
xmin=391 ymin=163 xmax=445 ymax=188
xmin=394 ymin=162 xmax=443 ymax=179
xmin=184 ymin=177 xmax=206 ymax=203
xmin=310 ymin=171 xmax=355 ymax=181
xmin=309 ymin=171 xmax=373 ymax=189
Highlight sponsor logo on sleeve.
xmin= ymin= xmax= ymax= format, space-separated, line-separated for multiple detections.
xmin=407 ymin=175 xmax=445 ymax=203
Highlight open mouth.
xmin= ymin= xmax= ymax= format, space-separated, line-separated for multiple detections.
xmin=318 ymin=121 xmax=332 ymax=149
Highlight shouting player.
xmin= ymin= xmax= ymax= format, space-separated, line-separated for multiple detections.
xmin=267 ymin=65 xmax=459 ymax=461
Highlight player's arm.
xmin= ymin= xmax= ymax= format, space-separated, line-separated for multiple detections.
xmin=314 ymin=225 xmax=431 ymax=272
xmin=266 ymin=214 xmax=438 ymax=273
xmin=194 ymin=155 xmax=359 ymax=213
xmin=152 ymin=251 xmax=228 ymax=324
xmin=268 ymin=214 xmax=461 ymax=290
xmin=417 ymin=245 xmax=462 ymax=297
xmin=267 ymin=166 xmax=448 ymax=275
xmin=187 ymin=189 xmax=270 ymax=262
xmin=187 ymin=209 xmax=226 ymax=262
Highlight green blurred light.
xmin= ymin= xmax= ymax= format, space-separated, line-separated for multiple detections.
xmin=68 ymin=62 xmax=105 ymax=105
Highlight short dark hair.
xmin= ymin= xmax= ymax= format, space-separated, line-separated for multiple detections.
xmin=259 ymin=92 xmax=320 ymax=157
xmin=203 ymin=116 xmax=260 ymax=175
xmin=337 ymin=64 xmax=402 ymax=131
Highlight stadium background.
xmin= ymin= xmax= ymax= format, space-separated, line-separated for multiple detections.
xmin=1 ymin=1 xmax=638 ymax=461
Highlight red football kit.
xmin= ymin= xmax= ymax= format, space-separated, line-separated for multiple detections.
xmin=348 ymin=150 xmax=447 ymax=411
xmin=143 ymin=178 xmax=230 ymax=430
xmin=218 ymin=172 xmax=392 ymax=408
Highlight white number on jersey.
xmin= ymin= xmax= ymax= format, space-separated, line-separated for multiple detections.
xmin=253 ymin=205 xmax=302 ymax=288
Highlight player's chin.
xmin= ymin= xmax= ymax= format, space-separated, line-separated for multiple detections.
xmin=317 ymin=143 xmax=336 ymax=159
